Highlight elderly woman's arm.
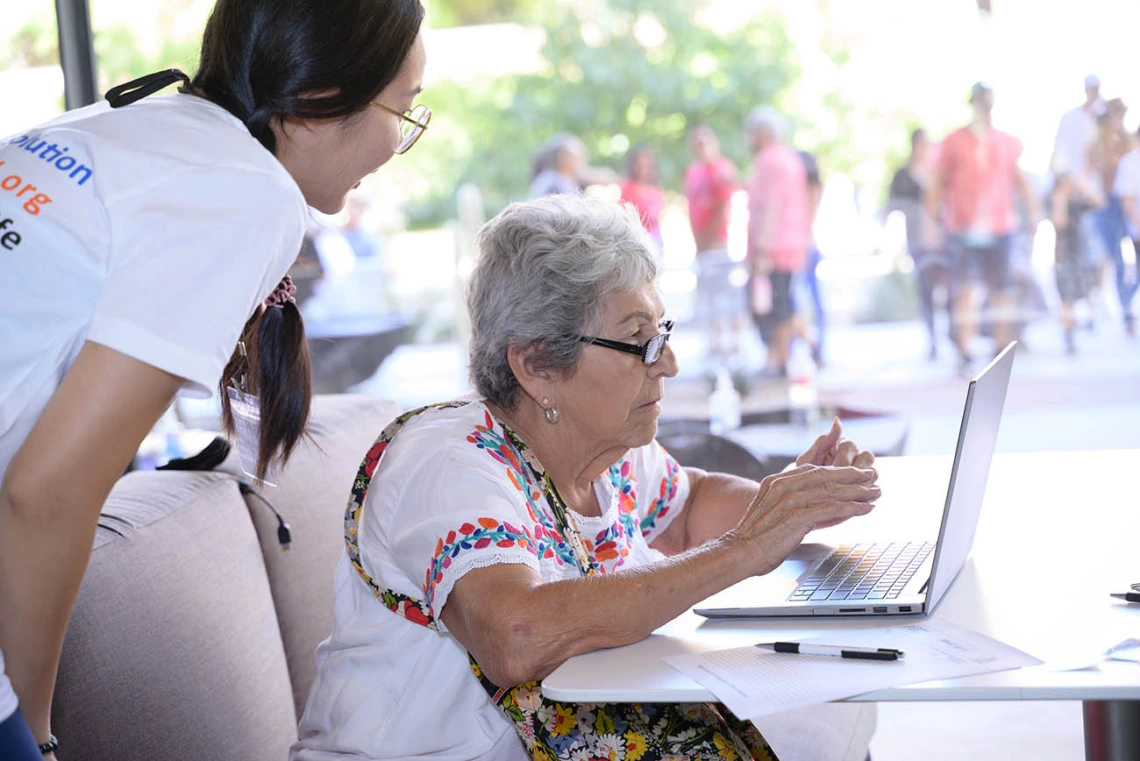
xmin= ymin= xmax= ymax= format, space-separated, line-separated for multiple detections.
xmin=654 ymin=419 xmax=877 ymax=556
xmin=440 ymin=463 xmax=879 ymax=688
xmin=649 ymin=468 xmax=760 ymax=556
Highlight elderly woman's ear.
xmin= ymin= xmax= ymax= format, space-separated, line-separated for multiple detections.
xmin=505 ymin=343 xmax=557 ymax=407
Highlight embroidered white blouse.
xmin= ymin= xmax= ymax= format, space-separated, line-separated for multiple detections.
xmin=292 ymin=401 xmax=690 ymax=760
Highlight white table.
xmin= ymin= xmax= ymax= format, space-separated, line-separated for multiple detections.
xmin=543 ymin=450 xmax=1140 ymax=760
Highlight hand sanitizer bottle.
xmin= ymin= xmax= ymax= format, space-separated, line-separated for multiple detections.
xmin=787 ymin=342 xmax=819 ymax=427
xmin=709 ymin=366 xmax=742 ymax=435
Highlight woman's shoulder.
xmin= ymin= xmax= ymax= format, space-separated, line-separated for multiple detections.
xmin=31 ymin=95 xmax=301 ymax=208
xmin=375 ymin=399 xmax=522 ymax=482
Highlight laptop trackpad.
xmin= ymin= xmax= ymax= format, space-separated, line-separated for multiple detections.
xmin=695 ymin=542 xmax=835 ymax=609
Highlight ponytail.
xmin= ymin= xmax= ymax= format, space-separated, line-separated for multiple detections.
xmin=219 ymin=298 xmax=312 ymax=481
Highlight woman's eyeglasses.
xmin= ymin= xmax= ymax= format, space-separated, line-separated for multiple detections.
xmin=579 ymin=320 xmax=674 ymax=365
xmin=371 ymin=102 xmax=431 ymax=154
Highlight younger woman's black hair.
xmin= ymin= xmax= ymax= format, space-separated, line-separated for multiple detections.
xmin=193 ymin=0 xmax=424 ymax=477
xmin=220 ymin=302 xmax=312 ymax=481
xmin=186 ymin=0 xmax=426 ymax=153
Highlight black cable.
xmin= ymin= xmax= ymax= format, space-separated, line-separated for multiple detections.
xmin=237 ymin=481 xmax=293 ymax=551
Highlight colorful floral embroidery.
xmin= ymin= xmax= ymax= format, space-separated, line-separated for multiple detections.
xmin=609 ymin=459 xmax=639 ymax=516
xmin=640 ymin=453 xmax=681 ymax=539
xmin=582 ymin=518 xmax=632 ymax=571
xmin=467 ymin=411 xmax=579 ymax=567
xmin=423 ymin=517 xmax=538 ymax=612
xmin=581 ymin=463 xmax=640 ymax=572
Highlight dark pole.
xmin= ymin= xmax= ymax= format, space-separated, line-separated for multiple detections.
xmin=54 ymin=0 xmax=99 ymax=109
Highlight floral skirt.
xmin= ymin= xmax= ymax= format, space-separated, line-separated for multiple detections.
xmin=490 ymin=677 xmax=778 ymax=761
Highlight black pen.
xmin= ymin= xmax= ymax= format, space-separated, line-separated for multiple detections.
xmin=756 ymin=642 xmax=904 ymax=661
xmin=1110 ymin=592 xmax=1140 ymax=604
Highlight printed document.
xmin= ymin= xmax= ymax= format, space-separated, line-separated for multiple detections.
xmin=662 ymin=619 xmax=1040 ymax=720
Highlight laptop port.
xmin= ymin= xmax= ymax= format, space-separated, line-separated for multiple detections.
xmin=899 ymin=605 xmax=912 ymax=613
xmin=873 ymin=606 xmax=888 ymax=613
xmin=838 ymin=608 xmax=866 ymax=613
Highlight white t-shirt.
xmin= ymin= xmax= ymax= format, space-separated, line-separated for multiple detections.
xmin=1053 ymin=104 xmax=1098 ymax=181
xmin=1113 ymin=149 xmax=1140 ymax=239
xmin=0 ymin=94 xmax=307 ymax=720
xmin=0 ymin=650 xmax=15 ymax=727
xmin=292 ymin=401 xmax=690 ymax=760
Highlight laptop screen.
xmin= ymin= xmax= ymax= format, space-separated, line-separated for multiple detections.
xmin=925 ymin=342 xmax=1016 ymax=611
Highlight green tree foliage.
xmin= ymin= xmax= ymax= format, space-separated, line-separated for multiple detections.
xmin=424 ymin=0 xmax=547 ymax=28
xmin=2 ymin=10 xmax=200 ymax=96
xmin=402 ymin=0 xmax=800 ymax=227
xmin=1 ymin=15 xmax=61 ymax=68
xmin=95 ymin=26 xmax=200 ymax=92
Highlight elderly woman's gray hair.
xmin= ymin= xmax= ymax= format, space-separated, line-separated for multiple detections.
xmin=468 ymin=195 xmax=659 ymax=409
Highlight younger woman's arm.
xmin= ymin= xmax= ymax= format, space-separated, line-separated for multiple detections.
xmin=0 ymin=342 xmax=182 ymax=747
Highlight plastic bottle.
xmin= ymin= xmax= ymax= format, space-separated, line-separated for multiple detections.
xmin=787 ymin=342 xmax=819 ymax=428
xmin=709 ymin=367 xmax=742 ymax=435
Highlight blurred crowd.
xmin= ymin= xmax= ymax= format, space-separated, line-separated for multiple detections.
xmin=528 ymin=76 xmax=1140 ymax=381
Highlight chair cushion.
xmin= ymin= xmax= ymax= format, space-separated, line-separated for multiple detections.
xmin=242 ymin=394 xmax=400 ymax=718
xmin=53 ymin=471 xmax=298 ymax=761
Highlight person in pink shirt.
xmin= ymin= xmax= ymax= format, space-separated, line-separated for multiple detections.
xmin=684 ymin=126 xmax=744 ymax=366
xmin=745 ymin=106 xmax=813 ymax=375
xmin=620 ymin=145 xmax=665 ymax=252
xmin=926 ymin=83 xmax=1039 ymax=373
xmin=685 ymin=126 xmax=738 ymax=252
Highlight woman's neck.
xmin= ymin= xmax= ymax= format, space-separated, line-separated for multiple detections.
xmin=486 ymin=400 xmax=625 ymax=517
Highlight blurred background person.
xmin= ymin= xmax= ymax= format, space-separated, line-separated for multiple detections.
xmin=620 ymin=144 xmax=665 ymax=252
xmin=889 ymin=128 xmax=950 ymax=361
xmin=529 ymin=132 xmax=619 ymax=199
xmin=926 ymin=82 xmax=1040 ymax=373
xmin=1112 ymin=124 xmax=1140 ymax=337
xmin=1052 ymin=75 xmax=1109 ymax=323
xmin=684 ymin=125 xmax=745 ymax=369
xmin=342 ymin=193 xmax=384 ymax=261
xmin=1050 ymin=166 xmax=1101 ymax=354
xmin=798 ymin=150 xmax=826 ymax=366
xmin=1091 ymin=98 xmax=1138 ymax=336
xmin=528 ymin=133 xmax=587 ymax=198
xmin=745 ymin=105 xmax=814 ymax=377
xmin=1052 ymin=75 xmax=1105 ymax=195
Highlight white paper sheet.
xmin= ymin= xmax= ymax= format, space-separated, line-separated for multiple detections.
xmin=662 ymin=619 xmax=1041 ymax=720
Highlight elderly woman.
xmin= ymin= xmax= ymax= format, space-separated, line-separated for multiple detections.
xmin=293 ymin=196 xmax=880 ymax=761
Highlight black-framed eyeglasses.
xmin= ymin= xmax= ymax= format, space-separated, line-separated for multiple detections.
xmin=370 ymin=102 xmax=432 ymax=154
xmin=579 ymin=320 xmax=674 ymax=365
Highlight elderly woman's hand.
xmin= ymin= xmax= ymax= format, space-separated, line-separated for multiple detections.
xmin=727 ymin=464 xmax=880 ymax=576
xmin=796 ymin=417 xmax=875 ymax=469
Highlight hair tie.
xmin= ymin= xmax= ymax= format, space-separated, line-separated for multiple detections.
xmin=106 ymin=69 xmax=190 ymax=108
xmin=264 ymin=275 xmax=297 ymax=309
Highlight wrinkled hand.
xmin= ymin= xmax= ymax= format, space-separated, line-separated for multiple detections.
xmin=797 ymin=417 xmax=876 ymax=470
xmin=729 ymin=464 xmax=880 ymax=576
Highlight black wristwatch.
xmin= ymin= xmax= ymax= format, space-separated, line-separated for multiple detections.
xmin=38 ymin=734 xmax=59 ymax=755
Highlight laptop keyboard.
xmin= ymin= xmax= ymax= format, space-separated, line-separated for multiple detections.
xmin=788 ymin=542 xmax=935 ymax=602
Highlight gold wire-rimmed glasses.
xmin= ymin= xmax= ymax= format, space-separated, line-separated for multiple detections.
xmin=371 ymin=102 xmax=431 ymax=154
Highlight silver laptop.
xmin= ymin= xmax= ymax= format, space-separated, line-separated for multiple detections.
xmin=695 ymin=342 xmax=1016 ymax=619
